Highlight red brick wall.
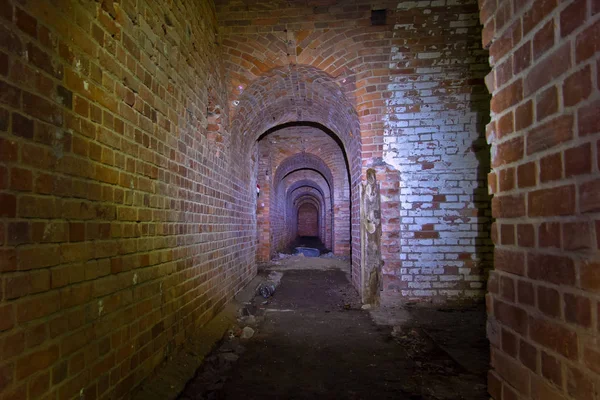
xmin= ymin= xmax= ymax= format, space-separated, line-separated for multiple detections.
xmin=297 ymin=204 xmax=319 ymax=238
xmin=0 ymin=1 xmax=256 ymax=399
xmin=483 ymin=0 xmax=600 ymax=399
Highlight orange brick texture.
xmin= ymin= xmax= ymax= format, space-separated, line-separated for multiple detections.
xmin=0 ymin=1 xmax=256 ymax=399
xmin=483 ymin=0 xmax=600 ymax=399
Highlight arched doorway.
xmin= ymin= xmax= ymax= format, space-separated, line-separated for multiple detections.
xmin=229 ymin=65 xmax=366 ymax=294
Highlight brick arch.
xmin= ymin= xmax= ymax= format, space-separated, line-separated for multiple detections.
xmin=220 ymin=5 xmax=394 ymax=289
xmin=262 ymin=125 xmax=350 ymax=200
xmin=220 ymin=21 xmax=394 ymax=143
xmin=288 ymin=180 xmax=326 ymax=197
xmin=282 ymin=172 xmax=332 ymax=250
xmin=263 ymin=148 xmax=352 ymax=257
xmin=274 ymin=152 xmax=334 ymax=195
xmin=231 ymin=65 xmax=361 ymax=162
xmin=266 ymin=163 xmax=334 ymax=256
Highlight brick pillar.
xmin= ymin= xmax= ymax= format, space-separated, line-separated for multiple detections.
xmin=482 ymin=0 xmax=600 ymax=399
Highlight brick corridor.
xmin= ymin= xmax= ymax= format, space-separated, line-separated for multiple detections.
xmin=0 ymin=0 xmax=597 ymax=399
xmin=180 ymin=262 xmax=489 ymax=400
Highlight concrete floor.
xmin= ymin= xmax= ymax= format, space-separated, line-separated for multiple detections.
xmin=176 ymin=258 xmax=489 ymax=400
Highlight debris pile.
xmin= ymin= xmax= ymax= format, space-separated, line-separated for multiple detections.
xmin=256 ymin=271 xmax=283 ymax=298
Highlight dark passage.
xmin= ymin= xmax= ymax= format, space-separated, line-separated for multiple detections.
xmin=179 ymin=263 xmax=488 ymax=400
xmin=287 ymin=236 xmax=330 ymax=255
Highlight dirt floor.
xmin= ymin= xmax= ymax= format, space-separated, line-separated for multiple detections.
xmin=177 ymin=256 xmax=489 ymax=400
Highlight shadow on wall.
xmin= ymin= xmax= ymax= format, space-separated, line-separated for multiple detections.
xmin=471 ymin=85 xmax=493 ymax=294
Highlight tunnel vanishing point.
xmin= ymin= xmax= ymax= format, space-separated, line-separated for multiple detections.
xmin=0 ymin=0 xmax=599 ymax=399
